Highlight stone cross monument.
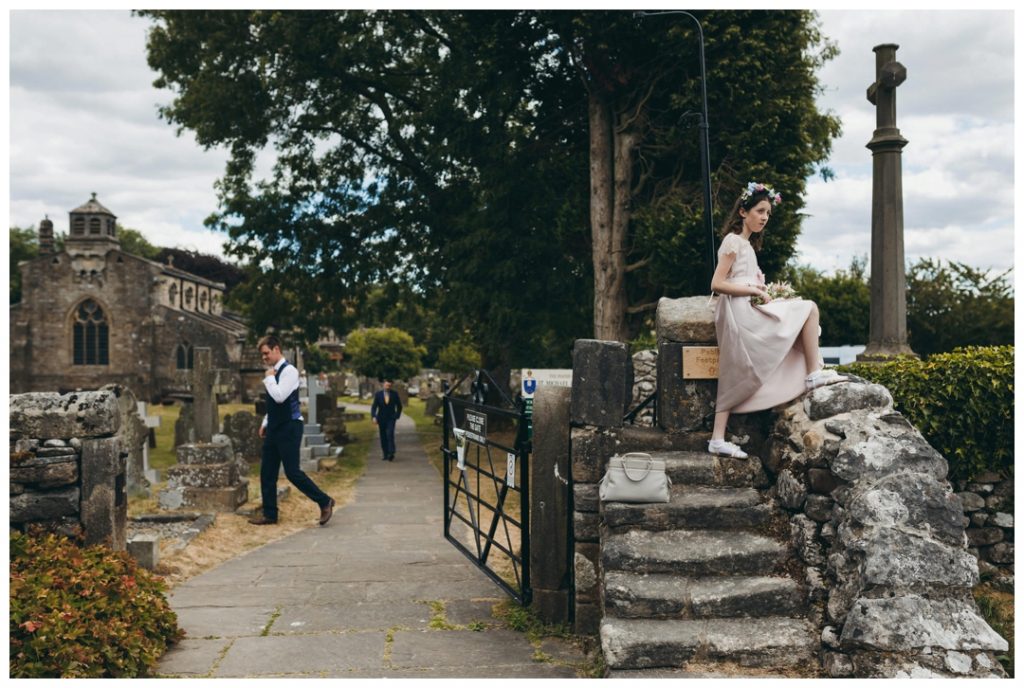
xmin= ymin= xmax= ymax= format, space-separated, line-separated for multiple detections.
xmin=859 ymin=43 xmax=916 ymax=360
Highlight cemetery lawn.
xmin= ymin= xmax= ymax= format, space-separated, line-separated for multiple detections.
xmin=132 ymin=403 xmax=376 ymax=588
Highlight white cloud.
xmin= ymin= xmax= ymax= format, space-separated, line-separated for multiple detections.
xmin=799 ymin=9 xmax=1013 ymax=278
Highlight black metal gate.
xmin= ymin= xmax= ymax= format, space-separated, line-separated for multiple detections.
xmin=442 ymin=373 xmax=531 ymax=605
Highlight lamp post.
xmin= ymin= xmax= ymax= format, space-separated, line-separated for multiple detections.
xmin=637 ymin=10 xmax=716 ymax=284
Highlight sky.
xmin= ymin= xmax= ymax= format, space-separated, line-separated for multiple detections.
xmin=4 ymin=5 xmax=1018 ymax=284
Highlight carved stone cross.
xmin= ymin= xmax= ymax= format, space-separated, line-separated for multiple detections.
xmin=190 ymin=348 xmax=228 ymax=443
xmin=859 ymin=44 xmax=916 ymax=360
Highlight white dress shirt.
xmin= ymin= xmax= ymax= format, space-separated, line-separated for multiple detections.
xmin=261 ymin=359 xmax=302 ymax=428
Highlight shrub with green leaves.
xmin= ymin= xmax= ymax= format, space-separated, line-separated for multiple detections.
xmin=9 ymin=529 xmax=184 ymax=677
xmin=840 ymin=346 xmax=1013 ymax=483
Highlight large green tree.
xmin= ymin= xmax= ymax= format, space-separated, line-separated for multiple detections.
xmin=139 ymin=9 xmax=838 ymax=363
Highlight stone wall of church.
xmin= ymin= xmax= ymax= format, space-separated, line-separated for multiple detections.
xmin=11 ymin=250 xmax=244 ymax=402
xmin=13 ymin=250 xmax=158 ymax=397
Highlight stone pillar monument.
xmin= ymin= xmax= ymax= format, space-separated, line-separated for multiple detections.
xmin=859 ymin=43 xmax=916 ymax=360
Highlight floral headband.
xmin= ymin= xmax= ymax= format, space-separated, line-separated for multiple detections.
xmin=740 ymin=181 xmax=782 ymax=206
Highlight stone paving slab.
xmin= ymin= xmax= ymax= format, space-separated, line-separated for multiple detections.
xmin=156 ymin=638 xmax=231 ymax=676
xmin=172 ymin=605 xmax=277 ymax=638
xmin=213 ymin=633 xmax=385 ymax=676
xmin=387 ymin=628 xmax=540 ymax=669
xmin=274 ymin=601 xmax=433 ymax=633
xmin=157 ymin=408 xmax=589 ymax=678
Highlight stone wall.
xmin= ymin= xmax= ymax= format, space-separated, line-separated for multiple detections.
xmin=629 ymin=349 xmax=656 ymax=427
xmin=9 ymin=390 xmax=129 ymax=550
xmin=768 ymin=380 xmax=1006 ymax=677
xmin=956 ymin=472 xmax=1014 ymax=590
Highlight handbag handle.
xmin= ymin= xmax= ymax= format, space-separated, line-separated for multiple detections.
xmin=619 ymin=452 xmax=653 ymax=482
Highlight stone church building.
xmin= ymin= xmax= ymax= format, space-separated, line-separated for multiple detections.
xmin=10 ymin=194 xmax=260 ymax=402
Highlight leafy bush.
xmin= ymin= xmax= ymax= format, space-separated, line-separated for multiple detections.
xmin=840 ymin=346 xmax=1013 ymax=482
xmin=9 ymin=529 xmax=184 ymax=677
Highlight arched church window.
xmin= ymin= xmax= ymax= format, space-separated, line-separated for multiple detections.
xmin=169 ymin=283 xmax=178 ymax=306
xmin=184 ymin=286 xmax=193 ymax=308
xmin=199 ymin=291 xmax=208 ymax=311
xmin=107 ymin=219 xmax=115 ymax=236
xmin=72 ymin=217 xmax=85 ymax=236
xmin=89 ymin=218 xmax=101 ymax=235
xmin=176 ymin=342 xmax=194 ymax=370
xmin=72 ymin=300 xmax=109 ymax=365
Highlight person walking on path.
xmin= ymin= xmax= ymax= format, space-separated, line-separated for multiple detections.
xmin=371 ymin=379 xmax=402 ymax=461
xmin=708 ymin=181 xmax=847 ymax=459
xmin=249 ymin=335 xmax=335 ymax=526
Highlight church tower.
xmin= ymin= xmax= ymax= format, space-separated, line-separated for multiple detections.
xmin=64 ymin=192 xmax=119 ymax=255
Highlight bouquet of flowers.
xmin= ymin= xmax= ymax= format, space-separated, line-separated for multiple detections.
xmin=751 ymin=281 xmax=798 ymax=306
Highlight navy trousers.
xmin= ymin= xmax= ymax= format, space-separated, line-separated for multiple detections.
xmin=260 ymin=419 xmax=330 ymax=520
xmin=377 ymin=419 xmax=397 ymax=457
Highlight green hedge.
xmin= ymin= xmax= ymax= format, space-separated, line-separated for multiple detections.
xmin=840 ymin=345 xmax=1013 ymax=483
xmin=10 ymin=529 xmax=184 ymax=677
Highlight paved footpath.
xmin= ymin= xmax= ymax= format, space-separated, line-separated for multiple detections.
xmin=157 ymin=407 xmax=588 ymax=678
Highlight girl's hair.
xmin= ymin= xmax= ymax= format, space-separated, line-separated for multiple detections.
xmin=719 ymin=187 xmax=776 ymax=252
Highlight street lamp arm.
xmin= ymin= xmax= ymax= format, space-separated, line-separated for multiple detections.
xmin=636 ymin=9 xmax=717 ymax=281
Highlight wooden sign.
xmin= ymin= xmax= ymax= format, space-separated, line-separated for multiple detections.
xmin=682 ymin=346 xmax=719 ymax=379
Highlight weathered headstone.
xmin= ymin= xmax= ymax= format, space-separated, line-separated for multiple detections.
xmin=138 ymin=401 xmax=162 ymax=484
xmin=100 ymin=384 xmax=149 ymax=498
xmin=158 ymin=349 xmax=247 ymax=511
xmin=859 ymin=43 xmax=916 ymax=360
xmin=222 ymin=410 xmax=262 ymax=463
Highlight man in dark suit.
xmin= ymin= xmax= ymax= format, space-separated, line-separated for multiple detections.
xmin=249 ymin=335 xmax=335 ymax=526
xmin=371 ymin=379 xmax=402 ymax=461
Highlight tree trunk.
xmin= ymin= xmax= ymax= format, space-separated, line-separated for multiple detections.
xmin=589 ymin=93 xmax=629 ymax=343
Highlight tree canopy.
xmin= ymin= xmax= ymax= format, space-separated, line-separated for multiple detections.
xmin=344 ymin=327 xmax=425 ymax=382
xmin=139 ymin=9 xmax=839 ymax=366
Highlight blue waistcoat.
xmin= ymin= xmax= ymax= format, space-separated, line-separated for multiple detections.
xmin=266 ymin=361 xmax=302 ymax=429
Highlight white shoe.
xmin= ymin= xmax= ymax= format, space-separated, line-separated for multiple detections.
xmin=805 ymin=368 xmax=848 ymax=391
xmin=708 ymin=439 xmax=748 ymax=459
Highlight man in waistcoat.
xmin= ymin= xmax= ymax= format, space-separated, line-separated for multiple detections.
xmin=371 ymin=378 xmax=403 ymax=461
xmin=249 ymin=335 xmax=336 ymax=526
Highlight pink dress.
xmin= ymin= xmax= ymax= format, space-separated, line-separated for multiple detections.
xmin=713 ymin=233 xmax=820 ymax=413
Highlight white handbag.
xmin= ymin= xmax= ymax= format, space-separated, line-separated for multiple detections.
xmin=599 ymin=452 xmax=672 ymax=503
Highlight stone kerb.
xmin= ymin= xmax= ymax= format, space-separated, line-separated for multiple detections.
xmin=10 ymin=390 xmax=127 ymax=550
xmin=766 ymin=378 xmax=1007 ymax=678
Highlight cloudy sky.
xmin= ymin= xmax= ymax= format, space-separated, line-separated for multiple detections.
xmin=5 ymin=6 xmax=1017 ymax=284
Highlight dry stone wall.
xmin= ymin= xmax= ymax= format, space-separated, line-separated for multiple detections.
xmin=9 ymin=390 xmax=130 ymax=550
xmin=768 ymin=378 xmax=1007 ymax=678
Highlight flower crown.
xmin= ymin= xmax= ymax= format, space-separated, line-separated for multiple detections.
xmin=740 ymin=181 xmax=782 ymax=206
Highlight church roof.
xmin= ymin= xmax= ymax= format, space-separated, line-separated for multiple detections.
xmin=71 ymin=193 xmax=116 ymax=217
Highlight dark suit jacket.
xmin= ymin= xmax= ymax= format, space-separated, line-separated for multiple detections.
xmin=371 ymin=389 xmax=403 ymax=423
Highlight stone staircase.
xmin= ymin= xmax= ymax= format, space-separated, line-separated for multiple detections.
xmin=598 ymin=448 xmax=819 ymax=676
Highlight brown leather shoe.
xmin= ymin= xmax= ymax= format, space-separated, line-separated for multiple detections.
xmin=319 ymin=497 xmax=336 ymax=526
xmin=248 ymin=514 xmax=278 ymax=525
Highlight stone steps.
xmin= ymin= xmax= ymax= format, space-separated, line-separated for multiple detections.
xmin=602 ymin=529 xmax=787 ymax=576
xmin=600 ymin=617 xmax=818 ymax=670
xmin=604 ymin=571 xmax=803 ymax=619
xmin=602 ymin=485 xmax=771 ymax=532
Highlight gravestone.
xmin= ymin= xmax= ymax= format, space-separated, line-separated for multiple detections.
xmin=100 ymin=384 xmax=149 ymax=498
xmin=158 ymin=348 xmax=248 ymax=511
xmin=136 ymin=402 xmax=162 ymax=485
xmin=222 ymin=410 xmax=262 ymax=463
xmin=859 ymin=43 xmax=916 ymax=360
